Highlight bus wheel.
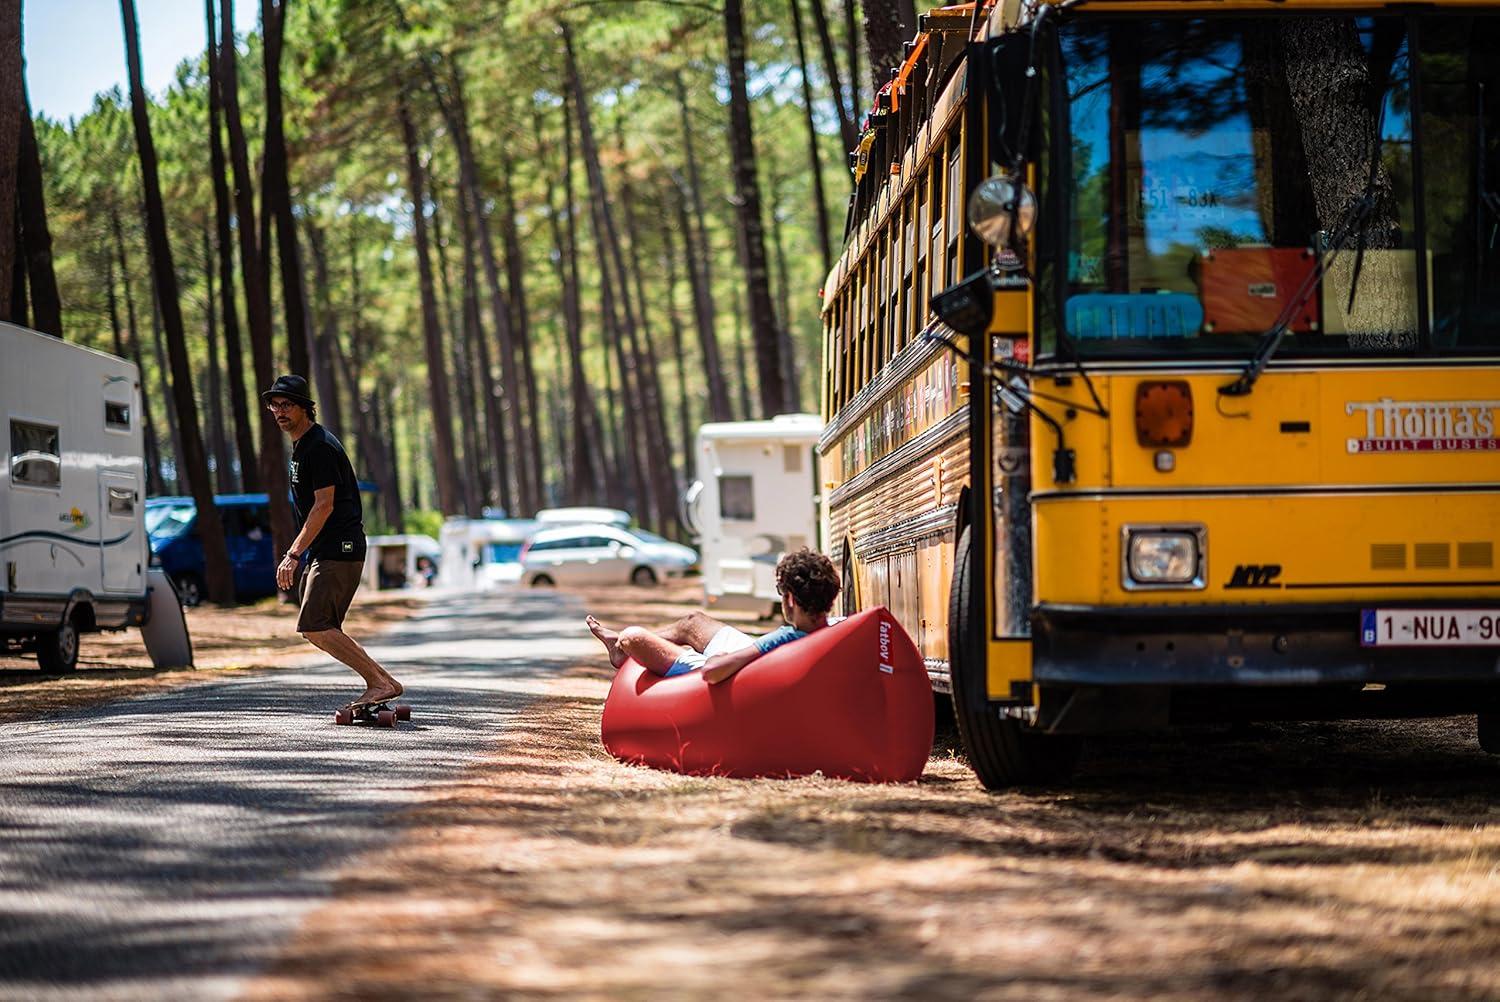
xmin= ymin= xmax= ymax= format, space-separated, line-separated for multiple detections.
xmin=1479 ymin=713 xmax=1500 ymax=755
xmin=36 ymin=611 xmax=82 ymax=674
xmin=949 ymin=526 xmax=1081 ymax=789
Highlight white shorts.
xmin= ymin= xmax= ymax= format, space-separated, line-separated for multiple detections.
xmin=667 ymin=625 xmax=755 ymax=676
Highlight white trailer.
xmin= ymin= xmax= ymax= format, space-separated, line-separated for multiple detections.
xmin=1 ymin=323 xmax=152 ymax=671
xmin=436 ymin=517 xmax=538 ymax=590
xmin=683 ymin=413 xmax=823 ymax=617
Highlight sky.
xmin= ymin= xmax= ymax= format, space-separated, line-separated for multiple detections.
xmin=24 ymin=0 xmax=259 ymax=124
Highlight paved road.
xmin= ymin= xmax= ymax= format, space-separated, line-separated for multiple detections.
xmin=0 ymin=589 xmax=596 ymax=1001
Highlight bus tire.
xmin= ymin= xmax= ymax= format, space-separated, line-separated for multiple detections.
xmin=949 ymin=526 xmax=1081 ymax=789
xmin=36 ymin=611 xmax=82 ymax=674
xmin=1479 ymin=712 xmax=1500 ymax=755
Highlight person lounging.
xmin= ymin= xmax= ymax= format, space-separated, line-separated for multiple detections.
xmin=586 ymin=548 xmax=841 ymax=685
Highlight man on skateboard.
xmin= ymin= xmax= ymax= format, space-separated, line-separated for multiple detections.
xmin=264 ymin=374 xmax=404 ymax=709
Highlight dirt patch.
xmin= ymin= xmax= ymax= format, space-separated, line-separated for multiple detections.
xmin=0 ymin=592 xmax=421 ymax=721
xmin=250 ymin=584 xmax=1500 ymax=1000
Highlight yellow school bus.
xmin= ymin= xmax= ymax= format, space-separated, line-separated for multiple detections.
xmin=819 ymin=0 xmax=1500 ymax=787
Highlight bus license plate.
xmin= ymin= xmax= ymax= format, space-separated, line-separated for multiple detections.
xmin=1360 ymin=609 xmax=1500 ymax=647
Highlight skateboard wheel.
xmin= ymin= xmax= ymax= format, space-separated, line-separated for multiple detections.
xmin=395 ymin=704 xmax=411 ymax=721
xmin=377 ymin=709 xmax=397 ymax=727
xmin=334 ymin=708 xmax=353 ymax=725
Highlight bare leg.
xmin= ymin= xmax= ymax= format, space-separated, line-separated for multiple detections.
xmin=585 ymin=615 xmax=626 ymax=668
xmin=617 ymin=626 xmax=695 ymax=675
xmin=656 ymin=611 xmax=732 ymax=651
xmin=302 ymin=628 xmax=403 ymax=704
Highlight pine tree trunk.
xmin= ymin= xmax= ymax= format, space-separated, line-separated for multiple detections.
xmin=219 ymin=0 xmax=294 ymax=562
xmin=202 ymin=227 xmax=236 ymax=492
xmin=618 ymin=137 xmax=684 ymax=533
xmin=495 ymin=155 xmax=545 ymax=511
xmin=549 ymin=100 xmax=601 ymax=504
xmin=17 ymin=89 xmax=62 ymax=336
xmin=260 ymin=0 xmax=310 ymax=377
xmin=658 ymin=200 xmax=695 ymax=481
xmin=672 ymin=72 xmax=733 ymax=423
xmin=767 ymin=169 xmax=803 ymax=412
xmin=206 ymin=0 xmax=257 ymax=490
xmin=432 ymin=62 xmax=533 ymax=516
xmin=147 ymin=278 xmax=185 ymax=492
xmin=564 ymin=24 xmax=650 ymax=522
xmin=122 ymin=0 xmax=235 ymax=604
xmin=398 ymin=92 xmax=462 ymax=516
xmin=0 ymin=0 xmax=19 ymax=319
xmin=432 ymin=199 xmax=480 ymax=515
xmin=862 ymin=0 xmax=907 ymax=95
xmin=844 ymin=0 xmax=861 ymax=116
xmin=809 ymin=0 xmax=857 ymax=157
xmin=341 ymin=240 xmax=403 ymax=529
xmin=302 ymin=220 xmax=344 ymax=438
xmin=724 ymin=0 xmax=790 ymax=418
xmin=457 ymin=180 xmax=511 ymax=515
xmin=110 ymin=207 xmax=165 ymax=495
xmin=790 ymin=0 xmax=835 ymax=273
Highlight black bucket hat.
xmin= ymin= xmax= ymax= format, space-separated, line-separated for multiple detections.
xmin=261 ymin=374 xmax=315 ymax=408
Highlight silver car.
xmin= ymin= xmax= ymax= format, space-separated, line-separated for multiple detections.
xmin=520 ymin=524 xmax=697 ymax=587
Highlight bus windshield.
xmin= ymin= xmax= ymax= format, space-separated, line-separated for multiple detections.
xmin=1039 ymin=14 xmax=1500 ymax=359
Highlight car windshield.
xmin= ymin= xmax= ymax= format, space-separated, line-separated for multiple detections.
xmin=1038 ymin=13 xmax=1500 ymax=358
xmin=146 ymin=504 xmax=195 ymax=540
xmin=630 ymin=530 xmax=667 ymax=544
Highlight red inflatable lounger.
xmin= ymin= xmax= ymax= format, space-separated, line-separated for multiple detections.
xmin=600 ymin=607 xmax=933 ymax=782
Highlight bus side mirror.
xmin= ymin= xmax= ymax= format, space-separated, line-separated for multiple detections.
xmin=931 ymin=269 xmax=996 ymax=338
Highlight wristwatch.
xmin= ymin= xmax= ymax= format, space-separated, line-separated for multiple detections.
xmin=285 ymin=549 xmax=301 ymax=561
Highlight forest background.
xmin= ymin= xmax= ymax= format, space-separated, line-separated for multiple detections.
xmin=2 ymin=0 xmax=922 ymax=603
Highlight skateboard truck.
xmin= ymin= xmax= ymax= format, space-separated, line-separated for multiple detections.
xmin=334 ymin=700 xmax=412 ymax=728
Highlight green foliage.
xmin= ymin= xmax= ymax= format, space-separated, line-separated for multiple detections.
xmin=32 ymin=0 xmax=860 ymax=512
xmin=401 ymin=509 xmax=444 ymax=540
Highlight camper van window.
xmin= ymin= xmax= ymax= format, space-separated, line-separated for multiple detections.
xmin=108 ymin=486 xmax=136 ymax=515
xmin=105 ymin=402 xmax=131 ymax=430
xmin=719 ymin=475 xmax=754 ymax=521
xmin=487 ymin=542 xmax=523 ymax=563
xmin=10 ymin=420 xmax=61 ymax=489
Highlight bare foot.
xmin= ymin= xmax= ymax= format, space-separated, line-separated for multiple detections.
xmin=350 ymin=680 xmax=404 ymax=707
xmin=586 ymin=615 xmax=626 ymax=669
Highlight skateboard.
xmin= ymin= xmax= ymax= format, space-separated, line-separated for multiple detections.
xmin=334 ymin=699 xmax=413 ymax=727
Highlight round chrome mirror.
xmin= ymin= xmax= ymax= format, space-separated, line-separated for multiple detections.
xmin=967 ymin=174 xmax=1037 ymax=250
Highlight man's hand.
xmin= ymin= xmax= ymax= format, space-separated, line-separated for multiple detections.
xmin=702 ymin=646 xmax=761 ymax=684
xmin=276 ymin=552 xmax=300 ymax=590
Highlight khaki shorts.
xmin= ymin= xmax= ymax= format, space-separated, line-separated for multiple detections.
xmin=296 ymin=559 xmax=362 ymax=633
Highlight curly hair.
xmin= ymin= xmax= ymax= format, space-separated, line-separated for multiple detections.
xmin=775 ymin=547 xmax=840 ymax=615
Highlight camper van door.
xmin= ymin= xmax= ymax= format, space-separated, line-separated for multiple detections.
xmin=98 ymin=470 xmax=144 ymax=593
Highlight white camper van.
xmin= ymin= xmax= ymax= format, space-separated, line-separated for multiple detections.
xmin=682 ymin=413 xmax=823 ymax=616
xmin=437 ymin=517 xmax=538 ymax=590
xmin=1 ymin=324 xmax=151 ymax=671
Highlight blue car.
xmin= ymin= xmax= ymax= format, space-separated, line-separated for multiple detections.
xmin=146 ymin=495 xmax=278 ymax=605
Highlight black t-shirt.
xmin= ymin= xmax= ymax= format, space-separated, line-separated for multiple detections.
xmin=289 ymin=424 xmax=366 ymax=562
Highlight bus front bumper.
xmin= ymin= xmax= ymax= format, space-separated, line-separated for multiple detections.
xmin=1032 ymin=602 xmax=1500 ymax=688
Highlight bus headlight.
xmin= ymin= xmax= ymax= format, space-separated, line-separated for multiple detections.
xmin=1123 ymin=527 xmax=1205 ymax=589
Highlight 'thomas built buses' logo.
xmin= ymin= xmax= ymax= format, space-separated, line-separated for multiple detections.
xmin=1345 ymin=398 xmax=1499 ymax=454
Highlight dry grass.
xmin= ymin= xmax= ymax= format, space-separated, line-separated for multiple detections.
xmin=246 ymin=584 xmax=1500 ymax=1001
xmin=0 ymin=593 xmax=420 ymax=722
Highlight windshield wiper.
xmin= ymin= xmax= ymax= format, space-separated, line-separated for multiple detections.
xmin=1221 ymin=24 xmax=1403 ymax=400
xmin=1218 ymin=194 xmax=1375 ymax=398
